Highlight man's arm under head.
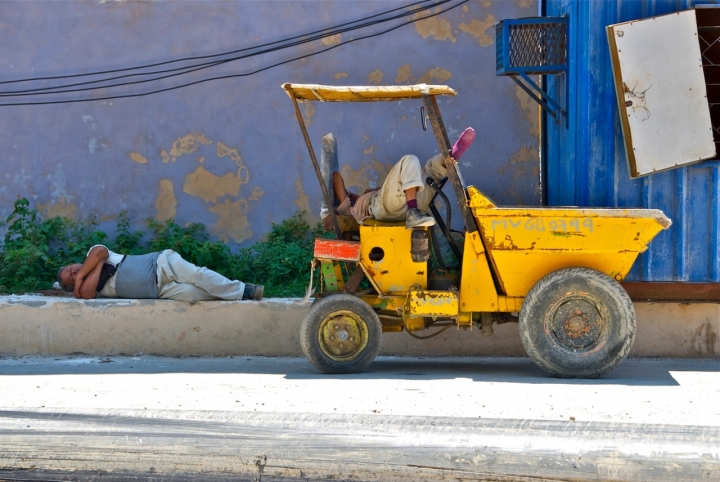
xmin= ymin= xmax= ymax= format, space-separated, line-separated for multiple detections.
xmin=74 ymin=245 xmax=109 ymax=299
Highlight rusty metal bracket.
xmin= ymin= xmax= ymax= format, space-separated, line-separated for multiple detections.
xmin=343 ymin=265 xmax=366 ymax=294
xmin=495 ymin=17 xmax=569 ymax=127
xmin=510 ymin=73 xmax=567 ymax=126
xmin=320 ymin=260 xmax=339 ymax=292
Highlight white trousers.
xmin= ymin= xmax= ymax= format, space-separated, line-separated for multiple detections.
xmin=156 ymin=250 xmax=246 ymax=302
xmin=369 ymin=154 xmax=425 ymax=222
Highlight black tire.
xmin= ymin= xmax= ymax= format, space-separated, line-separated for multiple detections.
xmin=519 ymin=268 xmax=636 ymax=378
xmin=300 ymin=293 xmax=382 ymax=374
xmin=310 ymin=291 xmax=345 ymax=306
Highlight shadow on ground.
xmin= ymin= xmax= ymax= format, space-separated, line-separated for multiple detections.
xmin=1 ymin=355 xmax=715 ymax=386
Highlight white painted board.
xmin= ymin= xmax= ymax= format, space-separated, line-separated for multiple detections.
xmin=607 ymin=10 xmax=715 ymax=178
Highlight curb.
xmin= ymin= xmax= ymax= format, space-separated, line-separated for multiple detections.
xmin=0 ymin=296 xmax=718 ymax=357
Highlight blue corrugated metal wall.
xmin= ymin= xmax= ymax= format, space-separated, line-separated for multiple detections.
xmin=544 ymin=0 xmax=720 ymax=282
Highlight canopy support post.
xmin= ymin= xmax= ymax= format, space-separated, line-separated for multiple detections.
xmin=287 ymin=87 xmax=342 ymax=239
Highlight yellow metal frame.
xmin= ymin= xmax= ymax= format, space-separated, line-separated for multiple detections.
xmin=292 ymin=82 xmax=672 ymax=336
xmin=352 ymin=183 xmax=670 ymax=324
xmin=359 ymin=223 xmax=426 ymax=295
xmin=318 ymin=184 xmax=670 ymax=329
xmin=468 ymin=186 xmax=671 ymax=297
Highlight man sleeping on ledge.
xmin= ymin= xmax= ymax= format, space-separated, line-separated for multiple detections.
xmin=57 ymin=245 xmax=263 ymax=302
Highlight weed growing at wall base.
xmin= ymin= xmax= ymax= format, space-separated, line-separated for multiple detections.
xmin=0 ymin=198 xmax=322 ymax=298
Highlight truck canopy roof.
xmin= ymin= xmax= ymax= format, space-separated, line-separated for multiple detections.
xmin=282 ymin=83 xmax=456 ymax=102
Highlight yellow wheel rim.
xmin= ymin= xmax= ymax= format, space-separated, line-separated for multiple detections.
xmin=317 ymin=310 xmax=369 ymax=362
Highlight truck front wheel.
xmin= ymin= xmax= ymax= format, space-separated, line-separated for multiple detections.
xmin=300 ymin=294 xmax=382 ymax=374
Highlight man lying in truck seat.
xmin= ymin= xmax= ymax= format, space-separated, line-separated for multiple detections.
xmin=57 ymin=245 xmax=263 ymax=302
xmin=329 ymin=127 xmax=475 ymax=230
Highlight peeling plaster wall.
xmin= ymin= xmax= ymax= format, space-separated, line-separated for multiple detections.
xmin=0 ymin=0 xmax=538 ymax=247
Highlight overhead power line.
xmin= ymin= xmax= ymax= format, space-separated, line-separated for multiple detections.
xmin=0 ymin=0 xmax=446 ymax=98
xmin=0 ymin=0 xmax=432 ymax=87
xmin=0 ymin=0 xmax=468 ymax=107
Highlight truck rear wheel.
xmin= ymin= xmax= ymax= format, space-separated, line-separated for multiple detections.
xmin=519 ymin=268 xmax=635 ymax=378
xmin=300 ymin=294 xmax=382 ymax=374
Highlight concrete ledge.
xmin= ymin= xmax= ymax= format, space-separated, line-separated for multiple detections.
xmin=0 ymin=296 xmax=718 ymax=357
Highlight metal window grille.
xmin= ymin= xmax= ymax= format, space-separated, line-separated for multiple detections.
xmin=496 ymin=18 xmax=568 ymax=76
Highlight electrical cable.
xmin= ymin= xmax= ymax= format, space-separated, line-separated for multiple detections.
xmin=0 ymin=0 xmax=468 ymax=106
xmin=0 ymin=58 xmax=227 ymax=96
xmin=0 ymin=0 xmax=452 ymax=98
xmin=405 ymin=323 xmax=454 ymax=340
xmin=0 ymin=0 xmax=446 ymax=97
xmin=2 ymin=2 xmax=464 ymax=104
xmin=0 ymin=0 xmax=432 ymax=86
xmin=0 ymin=0 xmax=446 ymax=98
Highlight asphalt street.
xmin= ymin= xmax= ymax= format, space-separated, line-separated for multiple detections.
xmin=0 ymin=355 xmax=718 ymax=481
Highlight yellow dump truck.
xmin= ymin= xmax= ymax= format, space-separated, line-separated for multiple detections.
xmin=283 ymin=83 xmax=671 ymax=378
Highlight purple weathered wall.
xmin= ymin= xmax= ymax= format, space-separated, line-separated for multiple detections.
xmin=0 ymin=0 xmax=538 ymax=246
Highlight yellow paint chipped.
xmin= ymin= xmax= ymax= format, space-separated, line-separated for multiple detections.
xmin=155 ymin=179 xmax=177 ymax=222
xmin=482 ymin=0 xmax=492 ymax=7
xmin=363 ymin=145 xmax=377 ymax=155
xmin=510 ymin=146 xmax=538 ymax=165
xmin=462 ymin=5 xmax=468 ymax=14
xmin=515 ymin=84 xmax=540 ymax=137
xmin=37 ymin=196 xmax=77 ymax=220
xmin=507 ymin=188 xmax=523 ymax=204
xmin=517 ymin=0 xmax=533 ymax=8
xmin=129 ymin=152 xmax=148 ymax=164
xmin=210 ymin=199 xmax=251 ymax=243
xmin=362 ymin=135 xmax=370 ymax=142
xmin=294 ymin=177 xmax=311 ymax=216
xmin=395 ymin=64 xmax=412 ymax=83
xmin=152 ymin=135 xmax=259 ymax=242
xmin=216 ymin=141 xmax=243 ymax=167
xmin=418 ymin=68 xmax=452 ymax=84
xmin=302 ymin=100 xmax=315 ymax=127
xmin=321 ymin=33 xmax=341 ymax=46
xmin=458 ymin=15 xmax=497 ymax=47
xmin=183 ymin=166 xmax=242 ymax=203
xmin=334 ymin=72 xmax=349 ymax=79
xmin=367 ymin=70 xmax=383 ymax=85
xmin=401 ymin=115 xmax=407 ymax=121
xmin=249 ymin=187 xmax=264 ymax=201
xmin=340 ymin=159 xmax=392 ymax=193
xmin=169 ymin=133 xmax=212 ymax=161
xmin=412 ymin=8 xmax=456 ymax=42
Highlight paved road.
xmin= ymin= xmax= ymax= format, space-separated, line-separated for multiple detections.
xmin=0 ymin=355 xmax=718 ymax=481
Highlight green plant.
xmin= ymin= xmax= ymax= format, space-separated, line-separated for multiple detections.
xmin=111 ymin=210 xmax=144 ymax=255
xmin=145 ymin=218 xmax=237 ymax=275
xmin=54 ymin=213 xmax=108 ymax=263
xmin=234 ymin=213 xmax=323 ymax=297
xmin=0 ymin=197 xmax=323 ymax=297
xmin=147 ymin=218 xmax=207 ymax=259
xmin=0 ymin=198 xmax=108 ymax=292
